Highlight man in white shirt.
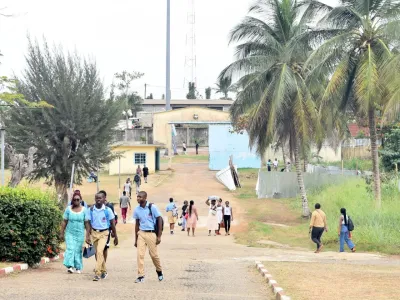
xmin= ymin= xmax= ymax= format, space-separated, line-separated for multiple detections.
xmin=124 ymin=178 xmax=132 ymax=198
xmin=273 ymin=158 xmax=278 ymax=171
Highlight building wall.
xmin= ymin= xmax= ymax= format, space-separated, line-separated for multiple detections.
xmin=175 ymin=127 xmax=208 ymax=147
xmin=209 ymin=125 xmax=261 ymax=170
xmin=153 ymin=107 xmax=230 ymax=151
xmin=109 ymin=146 xmax=156 ymax=175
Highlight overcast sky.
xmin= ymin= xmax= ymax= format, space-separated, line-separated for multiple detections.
xmin=0 ymin=0 xmax=253 ymax=99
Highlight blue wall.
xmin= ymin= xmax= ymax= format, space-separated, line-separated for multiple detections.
xmin=209 ymin=125 xmax=261 ymax=170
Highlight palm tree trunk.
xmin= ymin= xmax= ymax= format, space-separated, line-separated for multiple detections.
xmin=368 ymin=108 xmax=381 ymax=207
xmin=282 ymin=145 xmax=287 ymax=165
xmin=294 ymin=139 xmax=310 ymax=217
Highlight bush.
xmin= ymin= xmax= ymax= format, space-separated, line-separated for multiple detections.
xmin=0 ymin=187 xmax=62 ymax=266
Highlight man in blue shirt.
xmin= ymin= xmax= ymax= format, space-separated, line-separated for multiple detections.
xmin=89 ymin=192 xmax=118 ymax=281
xmin=165 ymin=197 xmax=177 ymax=235
xmin=133 ymin=191 xmax=163 ymax=283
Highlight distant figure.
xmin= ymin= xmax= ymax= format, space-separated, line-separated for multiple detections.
xmin=339 ymin=208 xmax=356 ymax=253
xmin=143 ymin=165 xmax=149 ymax=183
xmin=134 ymin=173 xmax=141 ymax=195
xmin=223 ymin=201 xmax=233 ymax=235
xmin=89 ymin=171 xmax=98 ymax=182
xmin=195 ymin=142 xmax=199 ymax=155
xmin=186 ymin=200 xmax=198 ymax=237
xmin=267 ymin=159 xmax=272 ymax=171
xmin=181 ymin=200 xmax=188 ymax=231
xmin=216 ymin=199 xmax=223 ymax=235
xmin=136 ymin=165 xmax=142 ymax=176
xmin=183 ymin=142 xmax=187 ymax=155
xmin=309 ymin=203 xmax=328 ymax=253
xmin=273 ymin=158 xmax=278 ymax=171
xmin=286 ymin=161 xmax=291 ymax=172
xmin=124 ymin=178 xmax=132 ymax=198
xmin=119 ymin=191 xmax=131 ymax=224
xmin=166 ymin=198 xmax=178 ymax=235
xmin=206 ymin=197 xmax=220 ymax=236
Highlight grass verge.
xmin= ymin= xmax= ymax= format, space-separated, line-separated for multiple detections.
xmin=160 ymin=154 xmax=208 ymax=164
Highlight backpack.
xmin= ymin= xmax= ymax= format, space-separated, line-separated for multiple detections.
xmin=134 ymin=174 xmax=140 ymax=183
xmin=148 ymin=203 xmax=164 ymax=234
xmin=90 ymin=206 xmax=110 ymax=228
xmin=347 ymin=216 xmax=354 ymax=231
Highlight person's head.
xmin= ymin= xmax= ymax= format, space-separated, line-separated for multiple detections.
xmin=126 ymin=178 xmax=130 ymax=183
xmin=137 ymin=191 xmax=148 ymax=205
xmin=275 ymin=158 xmax=277 ymax=160
xmin=123 ymin=191 xmax=126 ymax=196
xmin=71 ymin=191 xmax=82 ymax=207
xmin=340 ymin=208 xmax=346 ymax=215
xmin=169 ymin=197 xmax=174 ymax=203
xmin=184 ymin=200 xmax=188 ymax=205
xmin=225 ymin=201 xmax=230 ymax=206
xmin=211 ymin=199 xmax=216 ymax=205
xmin=218 ymin=199 xmax=222 ymax=205
xmin=315 ymin=203 xmax=321 ymax=209
xmin=95 ymin=192 xmax=105 ymax=207
xmin=99 ymin=190 xmax=107 ymax=202
xmin=268 ymin=159 xmax=271 ymax=162
xmin=138 ymin=165 xmax=140 ymax=168
xmin=190 ymin=200 xmax=194 ymax=206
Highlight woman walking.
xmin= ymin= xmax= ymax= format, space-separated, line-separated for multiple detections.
xmin=223 ymin=201 xmax=233 ymax=235
xmin=186 ymin=200 xmax=198 ymax=237
xmin=60 ymin=191 xmax=91 ymax=274
xmin=181 ymin=200 xmax=189 ymax=231
xmin=216 ymin=199 xmax=223 ymax=235
xmin=338 ymin=208 xmax=356 ymax=252
xmin=206 ymin=198 xmax=219 ymax=236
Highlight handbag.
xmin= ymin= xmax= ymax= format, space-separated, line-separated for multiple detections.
xmin=184 ymin=213 xmax=189 ymax=220
xmin=83 ymin=245 xmax=96 ymax=259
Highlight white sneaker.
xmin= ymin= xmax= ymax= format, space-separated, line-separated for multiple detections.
xmin=67 ymin=267 xmax=74 ymax=274
xmin=76 ymin=270 xmax=81 ymax=274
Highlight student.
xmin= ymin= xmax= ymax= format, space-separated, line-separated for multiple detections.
xmin=183 ymin=142 xmax=187 ymax=155
xmin=136 ymin=165 xmax=142 ymax=177
xmin=223 ymin=201 xmax=233 ymax=236
xmin=309 ymin=203 xmax=327 ymax=253
xmin=89 ymin=192 xmax=118 ymax=281
xmin=134 ymin=191 xmax=164 ymax=283
xmin=143 ymin=165 xmax=149 ymax=183
xmin=267 ymin=159 xmax=272 ymax=171
xmin=206 ymin=197 xmax=220 ymax=236
xmin=186 ymin=200 xmax=198 ymax=237
xmin=181 ymin=200 xmax=188 ymax=231
xmin=338 ymin=208 xmax=356 ymax=253
xmin=166 ymin=198 xmax=177 ymax=234
xmin=134 ymin=173 xmax=141 ymax=195
xmin=273 ymin=158 xmax=278 ymax=171
xmin=195 ymin=142 xmax=199 ymax=155
xmin=124 ymin=178 xmax=132 ymax=199
xmin=120 ymin=191 xmax=131 ymax=224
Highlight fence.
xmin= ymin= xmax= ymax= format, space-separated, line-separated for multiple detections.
xmin=113 ymin=129 xmax=153 ymax=144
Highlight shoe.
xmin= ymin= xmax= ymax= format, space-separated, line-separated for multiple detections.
xmin=351 ymin=247 xmax=356 ymax=252
xmin=157 ymin=271 xmax=164 ymax=281
xmin=135 ymin=276 xmax=145 ymax=283
xmin=67 ymin=267 xmax=74 ymax=274
xmin=93 ymin=275 xmax=101 ymax=281
xmin=76 ymin=270 xmax=81 ymax=274
xmin=181 ymin=229 xmax=185 ymax=231
xmin=101 ymin=272 xmax=108 ymax=279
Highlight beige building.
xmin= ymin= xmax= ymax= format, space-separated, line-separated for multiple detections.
xmin=152 ymin=107 xmax=230 ymax=151
xmin=109 ymin=142 xmax=163 ymax=175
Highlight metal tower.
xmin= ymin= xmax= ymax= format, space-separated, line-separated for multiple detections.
xmin=184 ymin=0 xmax=197 ymax=89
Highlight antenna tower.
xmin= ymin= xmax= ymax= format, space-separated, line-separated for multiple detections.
xmin=184 ymin=0 xmax=197 ymax=90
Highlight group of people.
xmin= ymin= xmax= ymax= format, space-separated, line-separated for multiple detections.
xmin=124 ymin=165 xmax=149 ymax=198
xmin=266 ymin=158 xmax=292 ymax=172
xmin=309 ymin=203 xmax=356 ymax=253
xmin=182 ymin=141 xmax=200 ymax=155
xmin=206 ymin=196 xmax=233 ymax=236
xmin=61 ymin=189 xmax=164 ymax=283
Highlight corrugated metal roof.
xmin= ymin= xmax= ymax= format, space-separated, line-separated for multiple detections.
xmin=142 ymin=99 xmax=234 ymax=105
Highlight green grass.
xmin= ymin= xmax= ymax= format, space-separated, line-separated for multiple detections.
xmin=318 ymin=158 xmax=374 ymax=171
xmin=160 ymin=155 xmax=208 ymax=164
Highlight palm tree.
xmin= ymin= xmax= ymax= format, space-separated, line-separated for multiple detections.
xmin=220 ymin=0 xmax=323 ymax=217
xmin=215 ymin=77 xmax=234 ymax=99
xmin=306 ymin=0 xmax=400 ymax=207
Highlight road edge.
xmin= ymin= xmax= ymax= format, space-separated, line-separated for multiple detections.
xmin=0 ymin=253 xmax=65 ymax=277
xmin=255 ymin=261 xmax=291 ymax=300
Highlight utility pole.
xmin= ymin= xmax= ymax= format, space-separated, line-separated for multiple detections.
xmin=144 ymin=83 xmax=147 ymax=99
xmin=166 ymin=0 xmax=171 ymax=111
xmin=69 ymin=140 xmax=80 ymax=194
xmin=1 ymin=127 xmax=5 ymax=186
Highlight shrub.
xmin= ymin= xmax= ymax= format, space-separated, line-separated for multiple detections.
xmin=0 ymin=187 xmax=62 ymax=266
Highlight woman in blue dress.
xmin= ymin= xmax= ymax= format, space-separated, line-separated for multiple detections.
xmin=60 ymin=191 xmax=91 ymax=273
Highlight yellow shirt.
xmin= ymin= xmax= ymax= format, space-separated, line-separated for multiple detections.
xmin=310 ymin=209 xmax=327 ymax=228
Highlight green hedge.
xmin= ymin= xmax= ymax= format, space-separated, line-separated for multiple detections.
xmin=0 ymin=187 xmax=62 ymax=266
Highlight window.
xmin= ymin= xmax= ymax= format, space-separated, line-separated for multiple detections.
xmin=134 ymin=153 xmax=146 ymax=165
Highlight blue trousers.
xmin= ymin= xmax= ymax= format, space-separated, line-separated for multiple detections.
xmin=340 ymin=225 xmax=355 ymax=252
xmin=182 ymin=217 xmax=187 ymax=229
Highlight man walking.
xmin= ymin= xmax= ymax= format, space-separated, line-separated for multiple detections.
xmin=309 ymin=203 xmax=328 ymax=253
xmin=89 ymin=192 xmax=118 ymax=281
xmin=182 ymin=142 xmax=187 ymax=155
xmin=124 ymin=178 xmax=132 ymax=199
xmin=134 ymin=173 xmax=141 ymax=195
xmin=134 ymin=191 xmax=164 ymax=283
xmin=143 ymin=165 xmax=149 ymax=183
xmin=195 ymin=142 xmax=199 ymax=155
xmin=120 ymin=191 xmax=131 ymax=224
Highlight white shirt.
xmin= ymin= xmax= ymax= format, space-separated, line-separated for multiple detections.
xmin=273 ymin=160 xmax=278 ymax=167
xmin=224 ymin=206 xmax=232 ymax=215
xmin=124 ymin=182 xmax=131 ymax=192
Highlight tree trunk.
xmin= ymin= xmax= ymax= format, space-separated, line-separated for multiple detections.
xmin=303 ymin=158 xmax=308 ymax=172
xmin=125 ymin=114 xmax=129 ymax=142
xmin=5 ymin=144 xmax=37 ymax=187
xmin=294 ymin=139 xmax=310 ymax=217
xmin=282 ymin=145 xmax=287 ymax=165
xmin=55 ymin=181 xmax=69 ymax=206
xmin=368 ymin=108 xmax=381 ymax=207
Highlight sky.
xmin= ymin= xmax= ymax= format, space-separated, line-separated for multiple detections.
xmin=0 ymin=0 xmax=252 ymax=99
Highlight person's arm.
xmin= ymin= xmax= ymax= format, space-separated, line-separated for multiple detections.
xmin=134 ymin=219 xmax=140 ymax=247
xmin=119 ymin=197 xmax=122 ymax=209
xmin=84 ymin=221 xmax=91 ymax=245
xmin=205 ymin=199 xmax=210 ymax=206
xmin=231 ymin=207 xmax=233 ymax=221
xmin=309 ymin=212 xmax=315 ymax=229
xmin=128 ymin=199 xmax=131 ymax=210
xmin=60 ymin=220 xmax=68 ymax=240
xmin=195 ymin=207 xmax=199 ymax=220
xmin=338 ymin=216 xmax=343 ymax=236
xmin=156 ymin=216 xmax=162 ymax=245
xmin=110 ymin=220 xmax=118 ymax=246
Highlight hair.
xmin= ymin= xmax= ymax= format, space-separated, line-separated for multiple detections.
xmin=340 ymin=208 xmax=348 ymax=225
xmin=268 ymin=159 xmax=271 ymax=162
xmin=189 ymin=200 xmax=194 ymax=216
xmin=138 ymin=191 xmax=147 ymax=198
xmin=99 ymin=190 xmax=107 ymax=197
xmin=218 ymin=199 xmax=222 ymax=202
xmin=169 ymin=198 xmax=173 ymax=202
xmin=71 ymin=191 xmax=82 ymax=201
xmin=184 ymin=200 xmax=188 ymax=205
xmin=315 ymin=203 xmax=321 ymax=209
xmin=123 ymin=191 xmax=126 ymax=195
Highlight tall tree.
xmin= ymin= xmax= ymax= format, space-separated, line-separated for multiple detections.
xmin=215 ymin=77 xmax=234 ymax=99
xmin=220 ymin=0 xmax=323 ymax=217
xmin=146 ymin=93 xmax=154 ymax=99
xmin=205 ymin=87 xmax=212 ymax=99
xmin=186 ymin=82 xmax=196 ymax=99
xmin=5 ymin=38 xmax=123 ymax=202
xmin=306 ymin=0 xmax=400 ymax=207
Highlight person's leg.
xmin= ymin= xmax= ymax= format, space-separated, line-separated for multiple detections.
xmin=224 ymin=215 xmax=229 ymax=233
xmin=316 ymin=228 xmax=324 ymax=251
xmin=192 ymin=228 xmax=195 ymax=236
xmin=311 ymin=227 xmax=321 ymax=251
xmin=217 ymin=223 xmax=221 ymax=234
xmin=208 ymin=230 xmax=211 ymax=236
xmin=137 ymin=232 xmax=147 ymax=278
xmin=227 ymin=216 xmax=231 ymax=234
xmin=145 ymin=176 xmax=147 ymax=183
xmin=339 ymin=230 xmax=345 ymax=252
xmin=187 ymin=227 xmax=190 ymax=236
xmin=92 ymin=231 xmax=108 ymax=277
xmin=182 ymin=217 xmax=186 ymax=231
xmin=344 ymin=231 xmax=355 ymax=250
xmin=145 ymin=232 xmax=162 ymax=274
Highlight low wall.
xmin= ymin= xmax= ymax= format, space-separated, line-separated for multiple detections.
xmin=175 ymin=127 xmax=208 ymax=147
xmin=342 ymin=146 xmax=371 ymax=160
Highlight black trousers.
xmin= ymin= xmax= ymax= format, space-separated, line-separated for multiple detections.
xmin=224 ymin=215 xmax=231 ymax=233
xmin=311 ymin=227 xmax=324 ymax=249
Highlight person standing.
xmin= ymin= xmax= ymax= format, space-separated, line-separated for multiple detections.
xmin=60 ymin=191 xmax=91 ymax=274
xmin=134 ymin=191 xmax=164 ymax=283
xmin=273 ymin=158 xmax=278 ymax=171
xmin=267 ymin=159 xmax=272 ymax=171
xmin=143 ymin=165 xmax=149 ymax=183
xmin=206 ymin=197 xmax=219 ymax=236
xmin=136 ymin=165 xmax=142 ymax=177
xmin=186 ymin=200 xmax=198 ymax=237
xmin=89 ymin=192 xmax=118 ymax=281
xmin=134 ymin=173 xmax=141 ymax=195
xmin=195 ymin=142 xmax=199 ymax=155
xmin=181 ymin=200 xmax=188 ymax=231
xmin=309 ymin=203 xmax=327 ymax=253
xmin=338 ymin=208 xmax=356 ymax=253
xmin=166 ymin=198 xmax=177 ymax=235
xmin=183 ymin=142 xmax=187 ymax=155
xmin=120 ymin=191 xmax=131 ymax=224
xmin=216 ymin=199 xmax=223 ymax=235
xmin=223 ymin=201 xmax=233 ymax=236
xmin=124 ymin=178 xmax=132 ymax=199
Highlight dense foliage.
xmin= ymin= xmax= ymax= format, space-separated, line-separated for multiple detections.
xmin=380 ymin=127 xmax=400 ymax=171
xmin=0 ymin=187 xmax=62 ymax=266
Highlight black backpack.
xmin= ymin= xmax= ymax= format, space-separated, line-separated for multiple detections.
xmin=347 ymin=216 xmax=354 ymax=231
xmin=134 ymin=175 xmax=140 ymax=182
xmin=148 ymin=203 xmax=164 ymax=234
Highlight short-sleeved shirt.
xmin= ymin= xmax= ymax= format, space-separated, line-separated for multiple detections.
xmin=143 ymin=167 xmax=149 ymax=177
xmin=166 ymin=202 xmax=176 ymax=212
xmin=89 ymin=204 xmax=115 ymax=230
xmin=124 ymin=183 xmax=131 ymax=192
xmin=120 ymin=196 xmax=130 ymax=208
xmin=133 ymin=202 xmax=162 ymax=231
